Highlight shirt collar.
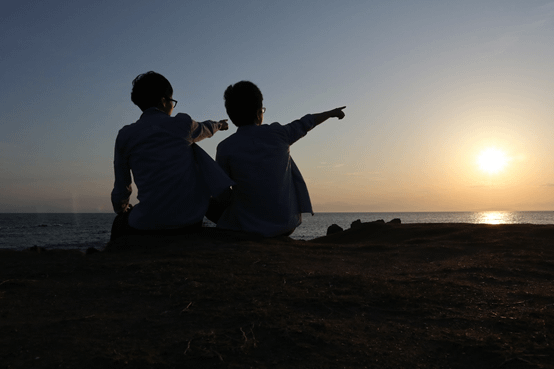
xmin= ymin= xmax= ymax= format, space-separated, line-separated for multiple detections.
xmin=140 ymin=107 xmax=167 ymax=118
xmin=237 ymin=124 xmax=260 ymax=132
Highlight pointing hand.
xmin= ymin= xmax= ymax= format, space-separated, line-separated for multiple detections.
xmin=333 ymin=106 xmax=346 ymax=120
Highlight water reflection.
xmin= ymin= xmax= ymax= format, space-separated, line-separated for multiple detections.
xmin=472 ymin=211 xmax=520 ymax=225
xmin=291 ymin=211 xmax=554 ymax=240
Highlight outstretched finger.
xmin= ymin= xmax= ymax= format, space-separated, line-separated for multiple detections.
xmin=336 ymin=106 xmax=346 ymax=119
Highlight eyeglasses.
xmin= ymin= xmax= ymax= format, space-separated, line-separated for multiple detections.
xmin=167 ymin=98 xmax=178 ymax=108
xmin=261 ymin=107 xmax=266 ymax=113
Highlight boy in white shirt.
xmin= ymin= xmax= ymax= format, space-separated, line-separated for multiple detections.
xmin=110 ymin=71 xmax=231 ymax=240
xmin=215 ymin=81 xmax=345 ymax=237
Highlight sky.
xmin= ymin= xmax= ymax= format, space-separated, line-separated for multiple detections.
xmin=1 ymin=0 xmax=554 ymax=213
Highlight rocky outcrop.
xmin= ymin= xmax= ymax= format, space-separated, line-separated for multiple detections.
xmin=326 ymin=224 xmax=344 ymax=235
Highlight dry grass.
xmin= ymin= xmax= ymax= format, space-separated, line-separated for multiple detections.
xmin=1 ymin=223 xmax=553 ymax=368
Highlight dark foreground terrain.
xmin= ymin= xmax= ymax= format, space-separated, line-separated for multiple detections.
xmin=1 ymin=222 xmax=553 ymax=368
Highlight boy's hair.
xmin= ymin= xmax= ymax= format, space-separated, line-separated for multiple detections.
xmin=224 ymin=81 xmax=263 ymax=127
xmin=131 ymin=71 xmax=173 ymax=111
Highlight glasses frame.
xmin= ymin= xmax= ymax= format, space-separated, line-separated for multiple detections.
xmin=261 ymin=107 xmax=266 ymax=113
xmin=167 ymin=97 xmax=178 ymax=108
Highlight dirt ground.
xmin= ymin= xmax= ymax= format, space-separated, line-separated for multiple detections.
xmin=1 ymin=222 xmax=553 ymax=368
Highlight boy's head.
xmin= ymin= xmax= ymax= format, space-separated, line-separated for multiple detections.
xmin=224 ymin=81 xmax=264 ymax=127
xmin=131 ymin=71 xmax=174 ymax=112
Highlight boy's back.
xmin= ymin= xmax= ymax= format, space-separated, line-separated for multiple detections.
xmin=114 ymin=110 xmax=220 ymax=230
xmin=215 ymin=80 xmax=345 ymax=238
xmin=216 ymin=120 xmax=314 ymax=237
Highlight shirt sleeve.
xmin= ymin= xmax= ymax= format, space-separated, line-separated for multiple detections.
xmin=281 ymin=114 xmax=316 ymax=145
xmin=173 ymin=113 xmax=225 ymax=143
xmin=110 ymin=134 xmax=133 ymax=214
xmin=189 ymin=119 xmax=225 ymax=143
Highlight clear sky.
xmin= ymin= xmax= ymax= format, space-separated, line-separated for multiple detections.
xmin=1 ymin=1 xmax=554 ymax=213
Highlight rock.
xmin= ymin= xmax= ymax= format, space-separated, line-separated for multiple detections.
xmin=350 ymin=219 xmax=385 ymax=229
xmin=388 ymin=218 xmax=401 ymax=224
xmin=86 ymin=247 xmax=100 ymax=255
xmin=27 ymin=246 xmax=47 ymax=253
xmin=327 ymin=224 xmax=344 ymax=235
xmin=350 ymin=219 xmax=363 ymax=229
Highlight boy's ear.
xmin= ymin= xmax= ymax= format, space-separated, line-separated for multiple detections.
xmin=156 ymin=97 xmax=165 ymax=109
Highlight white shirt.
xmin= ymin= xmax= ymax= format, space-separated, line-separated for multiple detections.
xmin=216 ymin=115 xmax=315 ymax=237
xmin=111 ymin=108 xmax=227 ymax=230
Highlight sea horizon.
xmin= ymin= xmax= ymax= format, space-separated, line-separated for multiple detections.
xmin=1 ymin=211 xmax=554 ymax=250
xmin=1 ymin=210 xmax=553 ymax=214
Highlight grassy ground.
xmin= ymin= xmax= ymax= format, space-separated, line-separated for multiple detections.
xmin=1 ymin=223 xmax=553 ymax=368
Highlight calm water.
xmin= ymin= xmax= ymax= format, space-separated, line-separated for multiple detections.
xmin=1 ymin=211 xmax=553 ymax=250
xmin=0 ymin=213 xmax=116 ymax=251
xmin=292 ymin=211 xmax=554 ymax=240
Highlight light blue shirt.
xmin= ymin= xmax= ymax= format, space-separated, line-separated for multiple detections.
xmin=111 ymin=108 xmax=229 ymax=230
xmin=216 ymin=115 xmax=315 ymax=237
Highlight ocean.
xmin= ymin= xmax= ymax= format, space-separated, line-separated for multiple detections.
xmin=1 ymin=211 xmax=553 ymax=251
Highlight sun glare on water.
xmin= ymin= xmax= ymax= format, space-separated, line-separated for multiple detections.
xmin=477 ymin=148 xmax=508 ymax=174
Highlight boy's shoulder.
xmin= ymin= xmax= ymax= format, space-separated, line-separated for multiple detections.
xmin=217 ymin=130 xmax=239 ymax=147
xmin=174 ymin=112 xmax=192 ymax=122
xmin=118 ymin=111 xmax=194 ymax=137
xmin=217 ymin=123 xmax=287 ymax=150
xmin=225 ymin=122 xmax=283 ymax=138
xmin=240 ymin=122 xmax=285 ymax=133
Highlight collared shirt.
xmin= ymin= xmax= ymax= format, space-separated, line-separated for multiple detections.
xmin=215 ymin=115 xmax=315 ymax=237
xmin=111 ymin=108 xmax=226 ymax=230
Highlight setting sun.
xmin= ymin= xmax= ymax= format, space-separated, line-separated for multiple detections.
xmin=477 ymin=148 xmax=508 ymax=174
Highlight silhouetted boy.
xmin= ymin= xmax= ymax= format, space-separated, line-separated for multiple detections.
xmin=215 ymin=81 xmax=345 ymax=237
xmin=110 ymin=71 xmax=230 ymax=240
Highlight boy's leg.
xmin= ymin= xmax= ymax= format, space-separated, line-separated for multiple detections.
xmin=205 ymin=188 xmax=232 ymax=223
xmin=110 ymin=211 xmax=134 ymax=241
xmin=205 ymin=198 xmax=227 ymax=223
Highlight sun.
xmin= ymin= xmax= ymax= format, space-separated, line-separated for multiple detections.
xmin=477 ymin=148 xmax=508 ymax=174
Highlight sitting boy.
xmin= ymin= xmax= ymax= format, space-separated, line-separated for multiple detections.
xmin=215 ymin=81 xmax=345 ymax=237
xmin=110 ymin=71 xmax=230 ymax=240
